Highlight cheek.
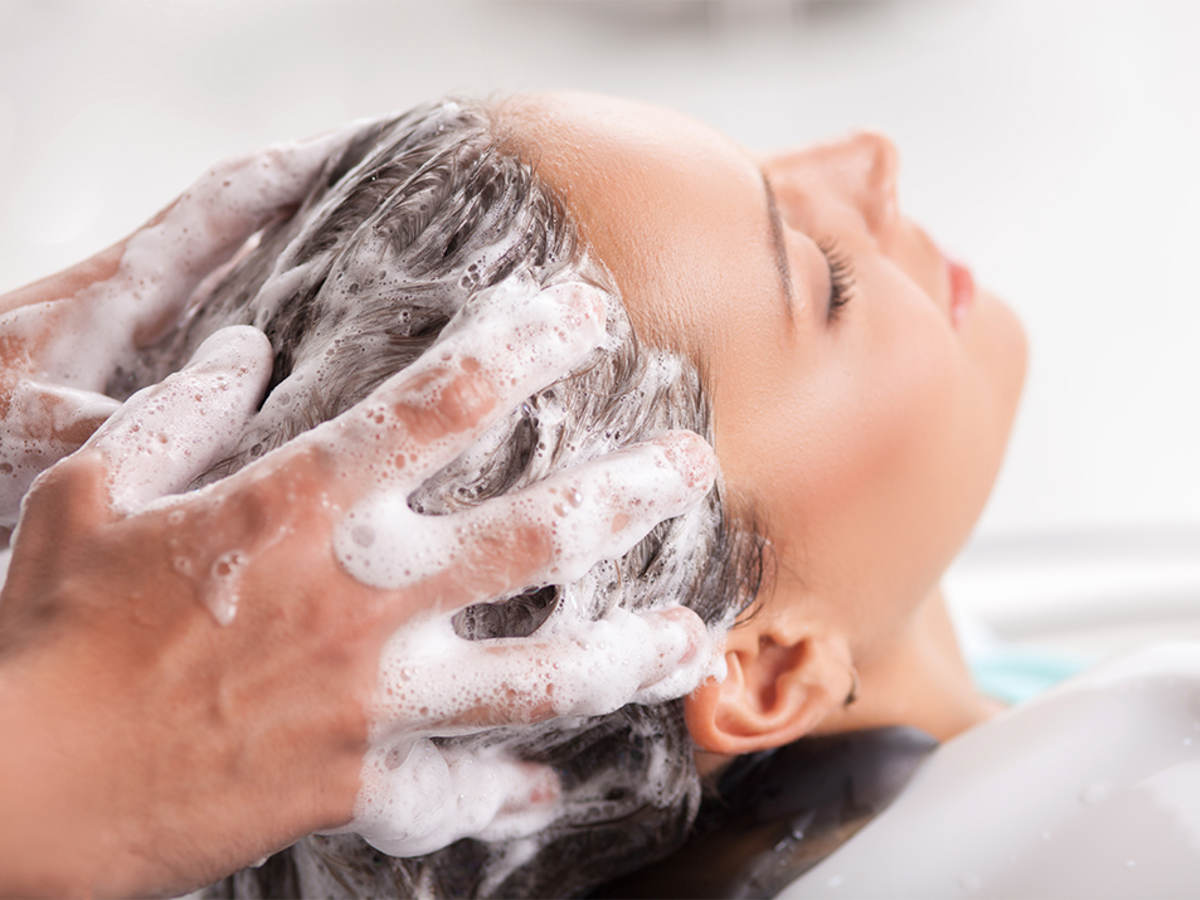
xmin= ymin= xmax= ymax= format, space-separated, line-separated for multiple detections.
xmin=772 ymin=292 xmax=977 ymax=641
xmin=810 ymin=280 xmax=959 ymax=477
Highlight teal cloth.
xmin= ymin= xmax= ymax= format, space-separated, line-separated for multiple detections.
xmin=969 ymin=647 xmax=1088 ymax=704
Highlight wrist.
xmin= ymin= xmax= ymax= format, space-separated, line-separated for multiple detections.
xmin=0 ymin=644 xmax=108 ymax=896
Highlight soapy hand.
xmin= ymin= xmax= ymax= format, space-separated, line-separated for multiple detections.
xmin=0 ymin=280 xmax=719 ymax=897
xmin=0 ymin=121 xmax=371 ymax=525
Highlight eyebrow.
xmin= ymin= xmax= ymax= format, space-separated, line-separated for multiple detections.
xmin=761 ymin=173 xmax=796 ymax=317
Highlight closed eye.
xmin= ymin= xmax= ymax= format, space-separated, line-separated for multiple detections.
xmin=817 ymin=238 xmax=856 ymax=323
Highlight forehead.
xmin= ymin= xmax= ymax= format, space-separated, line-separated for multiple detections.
xmin=493 ymin=92 xmax=776 ymax=362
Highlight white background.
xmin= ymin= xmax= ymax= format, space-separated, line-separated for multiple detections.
xmin=1 ymin=0 xmax=1196 ymax=656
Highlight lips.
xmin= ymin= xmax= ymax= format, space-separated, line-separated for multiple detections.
xmin=914 ymin=224 xmax=974 ymax=328
xmin=945 ymin=257 xmax=975 ymax=328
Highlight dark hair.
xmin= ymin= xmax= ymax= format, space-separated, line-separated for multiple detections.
xmin=129 ymin=99 xmax=764 ymax=898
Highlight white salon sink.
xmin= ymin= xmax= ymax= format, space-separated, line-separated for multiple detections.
xmin=947 ymin=525 xmax=1200 ymax=662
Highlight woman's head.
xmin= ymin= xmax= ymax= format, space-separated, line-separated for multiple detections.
xmin=495 ymin=91 xmax=1027 ymax=753
xmin=159 ymin=92 xmax=1025 ymax=896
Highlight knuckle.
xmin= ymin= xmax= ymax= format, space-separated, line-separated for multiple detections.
xmin=211 ymin=477 xmax=283 ymax=542
xmin=32 ymin=451 xmax=105 ymax=504
xmin=434 ymin=371 xmax=498 ymax=430
xmin=394 ymin=370 xmax=499 ymax=445
xmin=461 ymin=519 xmax=553 ymax=595
xmin=21 ymin=451 xmax=113 ymax=534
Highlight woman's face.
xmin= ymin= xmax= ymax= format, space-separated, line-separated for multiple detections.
xmin=498 ymin=93 xmax=1026 ymax=665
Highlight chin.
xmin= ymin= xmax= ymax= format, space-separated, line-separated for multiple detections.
xmin=973 ymin=288 xmax=1028 ymax=428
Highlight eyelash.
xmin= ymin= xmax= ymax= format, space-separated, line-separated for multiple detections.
xmin=817 ymin=238 xmax=856 ymax=322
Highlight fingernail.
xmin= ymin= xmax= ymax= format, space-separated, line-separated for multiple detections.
xmin=653 ymin=607 xmax=705 ymax=663
xmin=656 ymin=430 xmax=718 ymax=492
xmin=635 ymin=608 xmax=717 ymax=702
xmin=544 ymin=282 xmax=608 ymax=343
xmin=186 ymin=325 xmax=273 ymax=373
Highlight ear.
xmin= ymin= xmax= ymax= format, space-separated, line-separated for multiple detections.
xmin=684 ymin=621 xmax=853 ymax=755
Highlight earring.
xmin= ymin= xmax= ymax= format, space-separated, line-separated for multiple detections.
xmin=843 ymin=664 xmax=859 ymax=708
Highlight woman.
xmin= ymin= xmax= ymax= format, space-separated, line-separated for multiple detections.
xmin=115 ymin=92 xmax=1024 ymax=896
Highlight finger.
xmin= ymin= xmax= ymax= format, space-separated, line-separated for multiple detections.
xmin=300 ymin=277 xmax=608 ymax=500
xmin=0 ymin=242 xmax=125 ymax=318
xmin=369 ymin=605 xmax=718 ymax=735
xmin=332 ymin=430 xmax=716 ymax=601
xmin=82 ymin=325 xmax=273 ymax=513
xmin=35 ymin=120 xmax=377 ymax=386
xmin=0 ymin=379 xmax=121 ymax=526
xmin=126 ymin=129 xmax=365 ymax=337
xmin=331 ymin=738 xmax=561 ymax=858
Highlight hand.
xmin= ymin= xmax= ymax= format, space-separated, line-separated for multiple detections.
xmin=0 ymin=121 xmax=372 ymax=524
xmin=0 ymin=279 xmax=719 ymax=897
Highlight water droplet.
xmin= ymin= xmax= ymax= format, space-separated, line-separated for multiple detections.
xmin=789 ymin=809 xmax=816 ymax=841
xmin=566 ymin=487 xmax=583 ymax=507
xmin=826 ymin=874 xmax=844 ymax=889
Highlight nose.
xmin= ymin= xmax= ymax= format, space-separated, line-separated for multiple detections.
xmin=838 ymin=131 xmax=900 ymax=235
xmin=762 ymin=131 xmax=902 ymax=238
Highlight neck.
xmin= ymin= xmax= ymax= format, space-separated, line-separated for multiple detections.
xmin=811 ymin=587 xmax=1002 ymax=742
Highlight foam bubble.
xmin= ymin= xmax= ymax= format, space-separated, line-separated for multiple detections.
xmin=340 ymin=739 xmax=562 ymax=858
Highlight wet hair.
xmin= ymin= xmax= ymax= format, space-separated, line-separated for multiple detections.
xmin=121 ymin=99 xmax=764 ymax=898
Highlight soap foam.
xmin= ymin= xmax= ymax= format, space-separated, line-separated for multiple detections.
xmin=333 ymin=738 xmax=562 ymax=858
